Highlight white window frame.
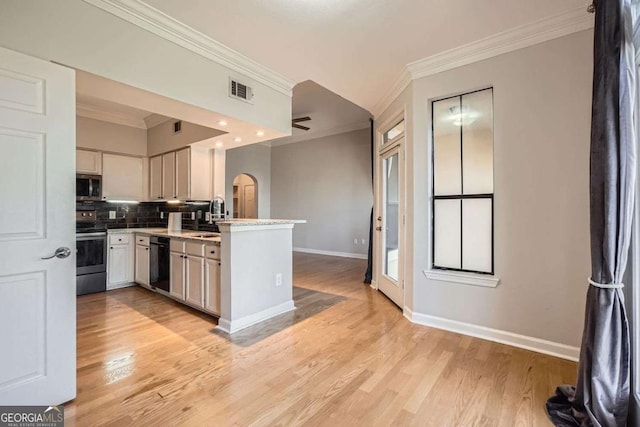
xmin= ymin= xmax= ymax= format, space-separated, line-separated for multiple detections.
xmin=424 ymin=88 xmax=500 ymax=288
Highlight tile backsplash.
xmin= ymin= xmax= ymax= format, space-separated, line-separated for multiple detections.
xmin=79 ymin=201 xmax=220 ymax=232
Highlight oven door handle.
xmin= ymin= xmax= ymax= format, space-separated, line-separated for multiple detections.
xmin=42 ymin=247 xmax=72 ymax=260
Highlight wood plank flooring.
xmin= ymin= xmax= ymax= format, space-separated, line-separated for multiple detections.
xmin=66 ymin=253 xmax=576 ymax=426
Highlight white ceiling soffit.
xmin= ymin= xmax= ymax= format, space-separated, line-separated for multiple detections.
xmin=372 ymin=7 xmax=594 ymax=117
xmin=144 ymin=113 xmax=172 ymax=129
xmin=76 ymin=102 xmax=148 ymax=129
xmin=82 ymin=0 xmax=296 ymax=96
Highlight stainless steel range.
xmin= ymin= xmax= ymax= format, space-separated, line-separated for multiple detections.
xmin=76 ymin=207 xmax=107 ymax=295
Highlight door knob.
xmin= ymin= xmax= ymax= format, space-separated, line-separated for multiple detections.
xmin=375 ymin=226 xmax=382 ymax=231
xmin=41 ymin=247 xmax=72 ymax=260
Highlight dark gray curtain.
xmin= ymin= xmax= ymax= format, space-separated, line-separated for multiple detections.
xmin=365 ymin=118 xmax=374 ymax=284
xmin=546 ymin=1 xmax=637 ymax=426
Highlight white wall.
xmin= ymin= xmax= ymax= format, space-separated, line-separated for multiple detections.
xmin=377 ymin=30 xmax=593 ymax=348
xmin=225 ymin=144 xmax=271 ymax=218
xmin=271 ymin=129 xmax=372 ymax=256
xmin=147 ymin=120 xmax=224 ymax=156
xmin=0 ymin=0 xmax=291 ymax=135
xmin=76 ymin=116 xmax=147 ymax=156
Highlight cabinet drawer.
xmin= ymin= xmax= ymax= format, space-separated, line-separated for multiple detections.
xmin=205 ymin=244 xmax=220 ymax=260
xmin=135 ymin=235 xmax=150 ymax=247
xmin=170 ymin=239 xmax=185 ymax=253
xmin=109 ymin=234 xmax=130 ymax=245
xmin=186 ymin=242 xmax=205 ymax=257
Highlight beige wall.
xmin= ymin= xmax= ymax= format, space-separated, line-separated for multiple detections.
xmin=382 ymin=30 xmax=593 ymax=347
xmin=271 ymin=129 xmax=372 ymax=256
xmin=147 ymin=120 xmax=224 ymax=156
xmin=76 ymin=116 xmax=147 ymax=156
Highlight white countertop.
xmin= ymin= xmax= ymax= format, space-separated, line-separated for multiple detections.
xmin=108 ymin=227 xmax=221 ymax=243
xmin=215 ymin=219 xmax=306 ymax=226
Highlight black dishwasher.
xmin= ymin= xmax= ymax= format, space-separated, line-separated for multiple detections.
xmin=150 ymin=236 xmax=170 ymax=292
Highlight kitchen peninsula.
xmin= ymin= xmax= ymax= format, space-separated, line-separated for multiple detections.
xmin=108 ymin=219 xmax=305 ymax=334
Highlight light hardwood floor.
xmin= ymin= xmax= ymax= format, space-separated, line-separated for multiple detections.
xmin=67 ymin=253 xmax=576 ymax=426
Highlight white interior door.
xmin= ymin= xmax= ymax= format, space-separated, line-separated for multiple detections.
xmin=244 ymin=185 xmax=256 ymax=218
xmin=377 ymin=143 xmax=404 ymax=307
xmin=0 ymin=47 xmax=76 ymax=405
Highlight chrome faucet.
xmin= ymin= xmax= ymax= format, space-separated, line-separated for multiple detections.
xmin=208 ymin=196 xmax=226 ymax=224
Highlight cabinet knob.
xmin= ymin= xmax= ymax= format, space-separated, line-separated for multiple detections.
xmin=210 ymin=250 xmax=215 ymax=254
xmin=118 ymin=238 xmax=122 ymax=242
xmin=145 ymin=248 xmax=149 ymax=251
xmin=218 ymin=262 xmax=221 ymax=266
xmin=110 ymin=246 xmax=113 ymax=249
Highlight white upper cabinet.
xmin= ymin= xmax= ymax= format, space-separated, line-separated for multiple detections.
xmin=162 ymin=151 xmax=176 ymax=200
xmin=76 ymin=149 xmax=101 ymax=174
xmin=149 ymin=155 xmax=163 ymax=200
xmin=175 ymin=147 xmax=190 ymax=201
xmin=102 ymin=153 xmax=144 ymax=201
xmin=149 ymin=147 xmax=212 ymax=201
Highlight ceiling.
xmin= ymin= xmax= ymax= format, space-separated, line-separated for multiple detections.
xmin=266 ymin=80 xmax=371 ymax=146
xmin=144 ymin=0 xmax=585 ymax=112
xmin=76 ymin=93 xmax=171 ymax=129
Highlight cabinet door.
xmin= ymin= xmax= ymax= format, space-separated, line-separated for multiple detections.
xmin=135 ymin=244 xmax=150 ymax=286
xmin=77 ymin=149 xmax=101 ymax=174
xmin=149 ymin=155 xmax=163 ymax=200
xmin=108 ymin=244 xmax=129 ymax=286
xmin=102 ymin=153 xmax=144 ymax=201
xmin=162 ymin=152 xmax=176 ymax=200
xmin=205 ymin=258 xmax=221 ymax=315
xmin=175 ymin=147 xmax=191 ymax=201
xmin=170 ymin=251 xmax=185 ymax=300
xmin=185 ymin=255 xmax=204 ymax=308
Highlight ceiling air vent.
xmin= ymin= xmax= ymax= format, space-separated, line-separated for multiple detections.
xmin=173 ymin=120 xmax=182 ymax=134
xmin=229 ymin=78 xmax=254 ymax=104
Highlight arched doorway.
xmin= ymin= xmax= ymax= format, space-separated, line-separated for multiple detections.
xmin=232 ymin=174 xmax=258 ymax=218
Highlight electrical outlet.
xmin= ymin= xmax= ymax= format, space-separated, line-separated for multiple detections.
xmin=191 ymin=212 xmax=196 ymax=220
xmin=109 ymin=211 xmax=116 ymax=219
xmin=275 ymin=273 xmax=283 ymax=287
xmin=205 ymin=212 xmax=211 ymax=222
xmin=353 ymin=238 xmax=358 ymax=245
xmin=160 ymin=212 xmax=164 ymax=219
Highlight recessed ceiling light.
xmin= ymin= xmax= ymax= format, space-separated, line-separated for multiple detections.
xmin=234 ymin=137 xmax=242 ymax=143
xmin=215 ymin=141 xmax=224 ymax=148
xmin=256 ymin=130 xmax=265 ymax=137
xmin=218 ymin=120 xmax=228 ymax=126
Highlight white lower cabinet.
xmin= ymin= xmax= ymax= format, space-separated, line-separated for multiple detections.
xmin=135 ymin=244 xmax=150 ymax=287
xmin=205 ymin=258 xmax=221 ymax=315
xmin=186 ymin=256 xmax=205 ymax=307
xmin=170 ymin=251 xmax=186 ymax=300
xmin=107 ymin=232 xmax=134 ymax=289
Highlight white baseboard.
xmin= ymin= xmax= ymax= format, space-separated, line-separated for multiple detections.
xmin=403 ymin=308 xmax=579 ymax=362
xmin=293 ymin=247 xmax=368 ymax=260
xmin=216 ymin=300 xmax=296 ymax=334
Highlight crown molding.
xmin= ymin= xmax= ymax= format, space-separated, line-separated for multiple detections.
xmin=266 ymin=120 xmax=371 ymax=147
xmin=83 ymin=0 xmax=296 ymax=97
xmin=373 ymin=7 xmax=594 ymax=118
xmin=76 ymin=102 xmax=148 ymax=129
xmin=371 ymin=69 xmax=412 ymax=119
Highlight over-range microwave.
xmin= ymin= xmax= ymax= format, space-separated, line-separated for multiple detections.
xmin=76 ymin=174 xmax=102 ymax=201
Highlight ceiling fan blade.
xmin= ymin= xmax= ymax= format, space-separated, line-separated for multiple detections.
xmin=292 ymin=116 xmax=311 ymax=123
xmin=292 ymin=124 xmax=310 ymax=131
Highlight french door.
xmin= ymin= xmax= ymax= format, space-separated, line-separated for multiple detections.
xmin=377 ymin=142 xmax=404 ymax=307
